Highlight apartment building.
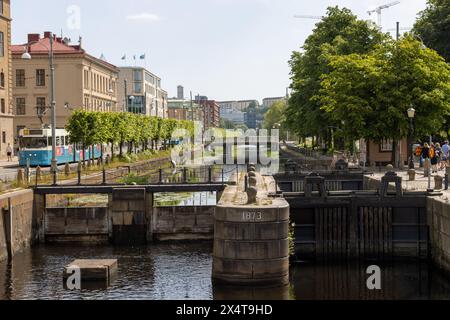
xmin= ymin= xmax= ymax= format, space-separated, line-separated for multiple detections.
xmin=11 ymin=32 xmax=119 ymax=139
xmin=0 ymin=0 xmax=12 ymax=158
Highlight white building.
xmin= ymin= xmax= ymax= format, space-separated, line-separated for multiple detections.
xmin=118 ymin=67 xmax=168 ymax=118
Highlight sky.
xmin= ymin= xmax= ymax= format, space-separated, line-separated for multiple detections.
xmin=11 ymin=0 xmax=428 ymax=102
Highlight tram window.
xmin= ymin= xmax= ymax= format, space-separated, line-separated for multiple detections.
xmin=61 ymin=136 xmax=65 ymax=146
xmin=20 ymin=137 xmax=47 ymax=149
xmin=48 ymin=137 xmax=51 ymax=146
xmin=56 ymin=136 xmax=60 ymax=146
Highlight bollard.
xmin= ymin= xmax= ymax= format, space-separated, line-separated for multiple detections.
xmin=424 ymin=159 xmax=431 ymax=177
xmin=434 ymin=175 xmax=443 ymax=190
xmin=64 ymin=163 xmax=71 ymax=176
xmin=26 ymin=158 xmax=31 ymax=183
xmin=408 ymin=169 xmax=416 ymax=181
xmin=17 ymin=169 xmax=25 ymax=186
xmin=35 ymin=166 xmax=42 ymax=186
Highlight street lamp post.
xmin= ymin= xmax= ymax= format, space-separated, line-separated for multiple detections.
xmin=407 ymin=107 xmax=416 ymax=169
xmin=130 ymin=95 xmax=136 ymax=114
xmin=22 ymin=32 xmax=58 ymax=175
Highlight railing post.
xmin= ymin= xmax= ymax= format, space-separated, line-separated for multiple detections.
xmin=77 ymin=162 xmax=82 ymax=185
xmin=445 ymin=173 xmax=449 ymax=190
xmin=159 ymin=168 xmax=163 ymax=184
xmin=183 ymin=167 xmax=187 ymax=183
xmin=52 ymin=166 xmax=57 ymax=186
xmin=208 ymin=166 xmax=212 ymax=183
xmin=102 ymin=167 xmax=107 ymax=185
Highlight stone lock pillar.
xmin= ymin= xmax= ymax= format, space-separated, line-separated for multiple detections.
xmin=111 ymin=188 xmax=147 ymax=245
xmin=380 ymin=171 xmax=403 ymax=197
xmin=434 ymin=175 xmax=443 ymax=190
xmin=304 ymin=172 xmax=326 ymax=198
xmin=408 ymin=169 xmax=416 ymax=181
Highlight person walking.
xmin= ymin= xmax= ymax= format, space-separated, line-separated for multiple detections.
xmin=431 ymin=143 xmax=441 ymax=173
xmin=422 ymin=143 xmax=431 ymax=175
xmin=441 ymin=140 xmax=449 ymax=169
xmin=6 ymin=143 xmax=13 ymax=162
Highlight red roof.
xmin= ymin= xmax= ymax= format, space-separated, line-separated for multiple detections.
xmin=12 ymin=33 xmax=83 ymax=55
xmin=11 ymin=32 xmax=118 ymax=70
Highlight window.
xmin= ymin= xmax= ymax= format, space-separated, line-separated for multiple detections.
xmin=134 ymin=82 xmax=142 ymax=93
xmin=134 ymin=70 xmax=142 ymax=81
xmin=36 ymin=97 xmax=46 ymax=116
xmin=0 ymin=32 xmax=3 ymax=57
xmin=0 ymin=98 xmax=4 ymax=113
xmin=36 ymin=69 xmax=46 ymax=86
xmin=2 ymin=131 xmax=6 ymax=144
xmin=0 ymin=72 xmax=4 ymax=88
xmin=380 ymin=139 xmax=393 ymax=152
xmin=16 ymin=97 xmax=26 ymax=115
xmin=16 ymin=69 xmax=25 ymax=87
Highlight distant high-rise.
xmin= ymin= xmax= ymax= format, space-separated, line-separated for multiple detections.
xmin=177 ymin=85 xmax=184 ymax=99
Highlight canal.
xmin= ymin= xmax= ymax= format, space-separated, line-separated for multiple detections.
xmin=1 ymin=243 xmax=450 ymax=300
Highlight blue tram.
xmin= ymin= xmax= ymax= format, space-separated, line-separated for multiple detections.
xmin=18 ymin=128 xmax=101 ymax=167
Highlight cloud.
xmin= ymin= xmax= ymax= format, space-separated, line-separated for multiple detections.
xmin=126 ymin=13 xmax=161 ymax=22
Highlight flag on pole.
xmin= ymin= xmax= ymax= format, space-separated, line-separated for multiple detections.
xmin=140 ymin=54 xmax=146 ymax=60
xmin=121 ymin=54 xmax=126 ymax=60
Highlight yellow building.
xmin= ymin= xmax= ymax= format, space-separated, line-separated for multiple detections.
xmin=11 ymin=32 xmax=119 ymax=141
xmin=0 ymin=1 xmax=13 ymax=159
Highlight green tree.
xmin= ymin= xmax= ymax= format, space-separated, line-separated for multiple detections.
xmin=413 ymin=0 xmax=450 ymax=62
xmin=320 ymin=35 xmax=450 ymax=164
xmin=287 ymin=6 xmax=385 ymax=149
xmin=263 ymin=101 xmax=287 ymax=140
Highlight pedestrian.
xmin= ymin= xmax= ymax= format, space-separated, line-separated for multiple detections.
xmin=415 ymin=144 xmax=423 ymax=167
xmin=442 ymin=140 xmax=449 ymax=169
xmin=422 ymin=142 xmax=431 ymax=173
xmin=6 ymin=143 xmax=12 ymax=162
xmin=431 ymin=143 xmax=441 ymax=173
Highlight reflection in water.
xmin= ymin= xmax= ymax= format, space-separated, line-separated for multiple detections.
xmin=213 ymin=284 xmax=291 ymax=300
xmin=291 ymin=261 xmax=450 ymax=300
xmin=0 ymin=243 xmax=449 ymax=300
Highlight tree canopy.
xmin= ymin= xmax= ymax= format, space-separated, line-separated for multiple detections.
xmin=413 ymin=0 xmax=450 ymax=62
xmin=287 ymin=6 xmax=386 ymax=146
xmin=320 ymin=35 xmax=450 ymax=149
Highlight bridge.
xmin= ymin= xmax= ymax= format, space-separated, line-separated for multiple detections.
xmin=33 ymin=183 xmax=228 ymax=195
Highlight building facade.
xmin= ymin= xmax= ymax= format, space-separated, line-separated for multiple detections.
xmin=218 ymin=99 xmax=259 ymax=112
xmin=262 ymin=96 xmax=286 ymax=109
xmin=219 ymin=108 xmax=245 ymax=125
xmin=11 ymin=32 xmax=119 ymax=139
xmin=117 ymin=67 xmax=168 ymax=118
xmin=167 ymin=99 xmax=203 ymax=123
xmin=0 ymin=0 xmax=13 ymax=158
xmin=195 ymin=96 xmax=220 ymax=128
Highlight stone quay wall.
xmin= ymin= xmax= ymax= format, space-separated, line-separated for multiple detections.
xmin=0 ymin=189 xmax=34 ymax=262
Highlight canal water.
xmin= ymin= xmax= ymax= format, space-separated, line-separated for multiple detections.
xmin=1 ymin=242 xmax=449 ymax=300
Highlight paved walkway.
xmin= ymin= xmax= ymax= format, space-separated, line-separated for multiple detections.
xmin=0 ymin=157 xmax=20 ymax=182
xmin=367 ymin=167 xmax=449 ymax=192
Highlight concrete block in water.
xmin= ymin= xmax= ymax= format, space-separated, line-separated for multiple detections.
xmin=63 ymin=259 xmax=118 ymax=287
